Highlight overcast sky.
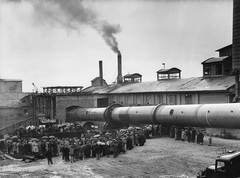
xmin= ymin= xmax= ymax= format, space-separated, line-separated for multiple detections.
xmin=0 ymin=0 xmax=233 ymax=92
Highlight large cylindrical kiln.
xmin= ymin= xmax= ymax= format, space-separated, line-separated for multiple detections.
xmin=75 ymin=108 xmax=106 ymax=122
xmin=67 ymin=103 xmax=240 ymax=129
xmin=154 ymin=104 xmax=203 ymax=126
xmin=196 ymin=103 xmax=240 ymax=128
xmin=111 ymin=105 xmax=160 ymax=124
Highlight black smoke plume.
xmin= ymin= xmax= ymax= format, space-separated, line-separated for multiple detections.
xmin=13 ymin=0 xmax=121 ymax=53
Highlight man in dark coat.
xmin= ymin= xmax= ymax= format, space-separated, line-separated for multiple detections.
xmin=95 ymin=143 xmax=101 ymax=160
xmin=126 ymin=136 xmax=133 ymax=150
xmin=112 ymin=140 xmax=118 ymax=158
xmin=191 ymin=128 xmax=196 ymax=142
xmin=84 ymin=142 xmax=91 ymax=158
xmin=198 ymin=131 xmax=204 ymax=145
xmin=139 ymin=133 xmax=145 ymax=146
xmin=64 ymin=146 xmax=70 ymax=162
xmin=187 ymin=127 xmax=192 ymax=143
xmin=45 ymin=148 xmax=53 ymax=165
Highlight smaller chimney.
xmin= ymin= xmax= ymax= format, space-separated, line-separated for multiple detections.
xmin=117 ymin=52 xmax=123 ymax=84
xmin=99 ymin=61 xmax=103 ymax=86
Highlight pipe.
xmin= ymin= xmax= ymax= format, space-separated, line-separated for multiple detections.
xmin=232 ymin=0 xmax=240 ymax=102
xmin=74 ymin=107 xmax=106 ymax=122
xmin=232 ymin=0 xmax=240 ymax=71
xmin=99 ymin=61 xmax=103 ymax=86
xmin=66 ymin=103 xmax=240 ymax=129
xmin=117 ymin=52 xmax=122 ymax=84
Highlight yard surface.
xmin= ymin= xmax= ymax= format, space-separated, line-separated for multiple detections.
xmin=1 ymin=136 xmax=240 ymax=178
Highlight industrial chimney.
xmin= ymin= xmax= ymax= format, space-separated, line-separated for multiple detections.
xmin=232 ymin=0 xmax=240 ymax=102
xmin=99 ymin=61 xmax=103 ymax=86
xmin=117 ymin=52 xmax=123 ymax=84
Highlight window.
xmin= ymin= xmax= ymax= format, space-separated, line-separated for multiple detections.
xmin=124 ymin=78 xmax=131 ymax=82
xmin=204 ymin=64 xmax=223 ymax=76
xmin=158 ymin=74 xmax=168 ymax=80
xmin=169 ymin=95 xmax=176 ymax=105
xmin=224 ymin=64 xmax=230 ymax=74
xmin=169 ymin=73 xmax=180 ymax=79
xmin=204 ymin=66 xmax=210 ymax=75
xmin=216 ymin=64 xmax=223 ymax=75
xmin=133 ymin=77 xmax=141 ymax=82
xmin=22 ymin=100 xmax=26 ymax=104
xmin=23 ymin=109 xmax=28 ymax=114
xmin=231 ymin=157 xmax=240 ymax=176
xmin=185 ymin=94 xmax=193 ymax=104
xmin=216 ymin=161 xmax=226 ymax=173
xmin=145 ymin=94 xmax=152 ymax=105
xmin=156 ymin=94 xmax=163 ymax=104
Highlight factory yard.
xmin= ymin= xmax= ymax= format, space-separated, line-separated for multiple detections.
xmin=1 ymin=136 xmax=240 ymax=178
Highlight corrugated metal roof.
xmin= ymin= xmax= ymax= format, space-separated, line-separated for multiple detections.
xmin=0 ymin=79 xmax=22 ymax=82
xmin=86 ymin=76 xmax=235 ymax=94
xmin=157 ymin=67 xmax=181 ymax=73
xmin=82 ymin=83 xmax=123 ymax=94
xmin=124 ymin=73 xmax=142 ymax=78
xmin=215 ymin=44 xmax=232 ymax=52
xmin=202 ymin=56 xmax=229 ymax=64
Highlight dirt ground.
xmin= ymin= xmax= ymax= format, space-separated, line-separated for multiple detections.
xmin=1 ymin=136 xmax=240 ymax=178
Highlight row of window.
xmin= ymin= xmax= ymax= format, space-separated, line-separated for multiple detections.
xmin=203 ymin=63 xmax=231 ymax=76
xmin=111 ymin=94 xmax=193 ymax=106
xmin=157 ymin=73 xmax=180 ymax=80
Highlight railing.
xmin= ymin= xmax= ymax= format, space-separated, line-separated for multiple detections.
xmin=0 ymin=117 xmax=37 ymax=138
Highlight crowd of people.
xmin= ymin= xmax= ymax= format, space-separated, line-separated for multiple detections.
xmin=169 ymin=127 xmax=205 ymax=144
xmin=59 ymin=127 xmax=146 ymax=163
xmin=0 ymin=123 xmax=210 ymax=165
xmin=0 ymin=126 xmax=148 ymax=164
xmin=11 ymin=123 xmax=85 ymax=139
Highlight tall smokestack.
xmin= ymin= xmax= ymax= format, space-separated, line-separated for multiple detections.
xmin=99 ymin=61 xmax=103 ymax=86
xmin=117 ymin=52 xmax=123 ymax=84
xmin=232 ymin=0 xmax=240 ymax=102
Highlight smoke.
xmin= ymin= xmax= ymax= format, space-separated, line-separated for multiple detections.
xmin=31 ymin=0 xmax=121 ymax=53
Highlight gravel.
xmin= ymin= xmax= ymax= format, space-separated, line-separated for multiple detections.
xmin=1 ymin=135 xmax=240 ymax=178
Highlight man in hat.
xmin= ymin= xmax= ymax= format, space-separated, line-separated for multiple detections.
xmin=112 ymin=139 xmax=118 ymax=158
xmin=45 ymin=148 xmax=53 ymax=165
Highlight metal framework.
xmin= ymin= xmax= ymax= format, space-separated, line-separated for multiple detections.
xmin=43 ymin=86 xmax=83 ymax=95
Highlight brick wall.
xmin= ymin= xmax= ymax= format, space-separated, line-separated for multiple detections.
xmin=0 ymin=108 xmax=29 ymax=128
xmin=56 ymin=95 xmax=96 ymax=123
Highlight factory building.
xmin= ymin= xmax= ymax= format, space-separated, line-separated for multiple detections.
xmin=82 ymin=44 xmax=234 ymax=107
xmin=2 ymin=43 xmax=236 ymax=135
xmin=0 ymin=0 xmax=240 ymax=139
xmin=0 ymin=79 xmax=29 ymax=133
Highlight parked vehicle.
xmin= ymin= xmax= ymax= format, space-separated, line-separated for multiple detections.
xmin=197 ymin=151 xmax=240 ymax=178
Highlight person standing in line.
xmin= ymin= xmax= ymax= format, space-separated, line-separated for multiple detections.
xmin=69 ymin=145 xmax=75 ymax=163
xmin=187 ymin=127 xmax=192 ymax=143
xmin=196 ymin=130 xmax=200 ymax=144
xmin=199 ymin=130 xmax=204 ymax=145
xmin=208 ymin=134 xmax=212 ymax=146
xmin=191 ymin=128 xmax=196 ymax=142
xmin=121 ymin=137 xmax=127 ymax=153
xmin=169 ymin=127 xmax=174 ymax=138
xmin=126 ymin=135 xmax=133 ymax=150
xmin=105 ymin=139 xmax=111 ymax=157
xmin=45 ymin=148 xmax=53 ymax=165
xmin=84 ymin=141 xmax=91 ymax=158
xmin=174 ymin=127 xmax=178 ymax=140
xmin=112 ymin=140 xmax=118 ymax=158
xmin=95 ymin=142 xmax=101 ymax=160
xmin=181 ymin=129 xmax=186 ymax=141
xmin=65 ymin=146 xmax=70 ymax=162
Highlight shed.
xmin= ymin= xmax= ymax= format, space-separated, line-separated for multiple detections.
xmin=123 ymin=73 xmax=142 ymax=83
xmin=156 ymin=68 xmax=181 ymax=80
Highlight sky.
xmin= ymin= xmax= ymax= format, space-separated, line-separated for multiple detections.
xmin=0 ymin=0 xmax=233 ymax=92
